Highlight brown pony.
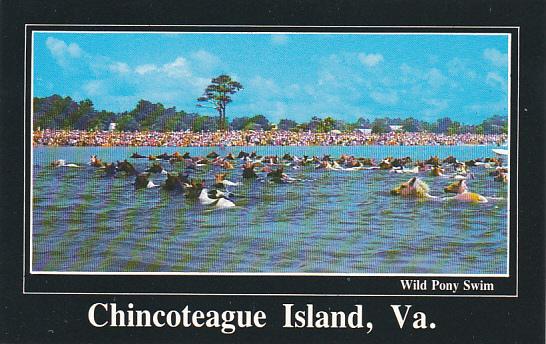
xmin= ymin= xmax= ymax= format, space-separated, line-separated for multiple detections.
xmin=242 ymin=161 xmax=258 ymax=179
xmin=430 ymin=166 xmax=444 ymax=177
xmin=89 ymin=155 xmax=105 ymax=167
xmin=390 ymin=177 xmax=433 ymax=198
xmin=214 ymin=173 xmax=228 ymax=188
xmin=443 ymin=180 xmax=488 ymax=203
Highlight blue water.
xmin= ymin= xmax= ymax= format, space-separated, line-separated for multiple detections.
xmin=32 ymin=145 xmax=508 ymax=274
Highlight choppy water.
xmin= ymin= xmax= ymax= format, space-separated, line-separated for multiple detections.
xmin=32 ymin=145 xmax=508 ymax=274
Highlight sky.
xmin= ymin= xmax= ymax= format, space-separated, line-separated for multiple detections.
xmin=33 ymin=32 xmax=510 ymax=124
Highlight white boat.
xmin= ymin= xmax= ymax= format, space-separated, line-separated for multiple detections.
xmin=492 ymin=148 xmax=509 ymax=156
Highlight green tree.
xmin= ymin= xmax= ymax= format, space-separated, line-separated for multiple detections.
xmin=139 ymin=103 xmax=165 ymax=130
xmin=436 ymin=117 xmax=453 ymax=133
xmin=354 ymin=117 xmax=371 ymax=129
xmin=35 ymin=95 xmax=73 ymax=129
xmin=278 ymin=119 xmax=297 ymax=131
xmin=447 ymin=121 xmax=461 ymax=135
xmin=421 ymin=121 xmax=437 ymax=133
xmin=295 ymin=123 xmax=308 ymax=132
xmin=192 ymin=116 xmax=206 ymax=132
xmin=63 ymin=99 xmax=93 ymax=129
xmin=87 ymin=110 xmax=115 ymax=131
xmin=319 ymin=116 xmax=336 ymax=132
xmin=371 ymin=118 xmax=388 ymax=134
xmin=247 ymin=114 xmax=270 ymax=130
xmin=116 ymin=113 xmax=139 ymax=131
xmin=402 ymin=117 xmax=420 ymax=132
xmin=197 ymin=75 xmax=243 ymax=131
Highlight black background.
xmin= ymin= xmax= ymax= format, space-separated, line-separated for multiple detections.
xmin=1 ymin=0 xmax=544 ymax=342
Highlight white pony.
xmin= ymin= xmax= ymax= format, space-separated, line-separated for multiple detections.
xmin=198 ymin=189 xmax=236 ymax=208
xmin=51 ymin=159 xmax=80 ymax=168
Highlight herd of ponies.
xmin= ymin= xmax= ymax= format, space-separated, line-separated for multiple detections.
xmin=49 ymin=150 xmax=509 ymax=209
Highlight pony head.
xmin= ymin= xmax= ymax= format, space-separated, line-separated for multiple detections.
xmin=215 ymin=173 xmax=227 ymax=183
xmin=390 ymin=177 xmax=430 ymax=197
xmin=430 ymin=166 xmax=443 ymax=176
xmin=444 ymin=180 xmax=467 ymax=194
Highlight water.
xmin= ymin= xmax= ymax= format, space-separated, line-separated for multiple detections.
xmin=32 ymin=145 xmax=508 ymax=274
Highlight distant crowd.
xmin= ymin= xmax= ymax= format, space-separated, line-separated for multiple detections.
xmin=33 ymin=129 xmax=508 ymax=147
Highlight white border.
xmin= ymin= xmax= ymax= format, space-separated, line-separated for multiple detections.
xmin=24 ymin=25 xmax=519 ymax=296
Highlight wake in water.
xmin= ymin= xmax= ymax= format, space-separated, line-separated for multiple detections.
xmin=391 ymin=177 xmax=503 ymax=203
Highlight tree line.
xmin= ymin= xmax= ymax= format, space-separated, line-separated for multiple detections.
xmin=33 ymin=95 xmax=508 ymax=134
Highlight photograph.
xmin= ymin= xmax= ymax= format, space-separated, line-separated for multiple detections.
xmin=30 ymin=30 xmax=511 ymax=275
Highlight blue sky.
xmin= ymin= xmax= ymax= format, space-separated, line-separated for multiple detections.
xmin=33 ymin=32 xmax=509 ymax=124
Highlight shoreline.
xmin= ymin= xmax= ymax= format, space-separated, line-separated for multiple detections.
xmin=33 ymin=129 xmax=508 ymax=148
xmin=33 ymin=144 xmax=504 ymax=148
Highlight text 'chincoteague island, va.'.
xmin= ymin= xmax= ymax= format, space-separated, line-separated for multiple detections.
xmin=88 ymin=303 xmax=438 ymax=334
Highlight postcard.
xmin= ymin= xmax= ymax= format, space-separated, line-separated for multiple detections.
xmin=2 ymin=2 xmax=544 ymax=341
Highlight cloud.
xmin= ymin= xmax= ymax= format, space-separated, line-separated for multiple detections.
xmin=85 ymin=56 xmax=132 ymax=77
xmin=108 ymin=62 xmax=130 ymax=74
xmin=82 ymin=80 xmax=105 ymax=97
xmin=399 ymin=63 xmax=423 ymax=85
xmin=424 ymin=98 xmax=448 ymax=108
xmin=285 ymin=84 xmax=301 ymax=99
xmin=423 ymin=98 xmax=449 ymax=118
xmin=271 ymin=34 xmax=288 ymax=45
xmin=264 ymin=101 xmax=289 ymax=122
xmin=66 ymin=44 xmax=82 ymax=58
xmin=370 ymin=90 xmax=399 ymax=105
xmin=190 ymin=76 xmax=211 ymax=91
xmin=135 ymin=64 xmax=158 ymax=75
xmin=85 ymin=54 xmax=213 ymax=112
xmin=190 ymin=50 xmax=220 ymax=68
xmin=318 ymin=70 xmax=336 ymax=86
xmin=249 ymin=76 xmax=280 ymax=96
xmin=161 ymin=57 xmax=192 ymax=78
xmin=314 ymin=53 xmax=367 ymax=98
xmin=134 ymin=57 xmax=210 ymax=97
xmin=447 ymin=58 xmax=477 ymax=79
xmin=247 ymin=76 xmax=304 ymax=102
xmin=358 ymin=53 xmax=383 ymax=67
xmin=428 ymin=55 xmax=439 ymax=64
xmin=399 ymin=64 xmax=450 ymax=90
xmin=486 ymin=71 xmax=507 ymax=90
xmin=45 ymin=37 xmax=83 ymax=67
xmin=400 ymin=63 xmax=412 ymax=74
xmin=425 ymin=68 xmax=447 ymax=88
xmin=483 ymin=48 xmax=508 ymax=67
xmin=465 ymin=100 xmax=507 ymax=114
